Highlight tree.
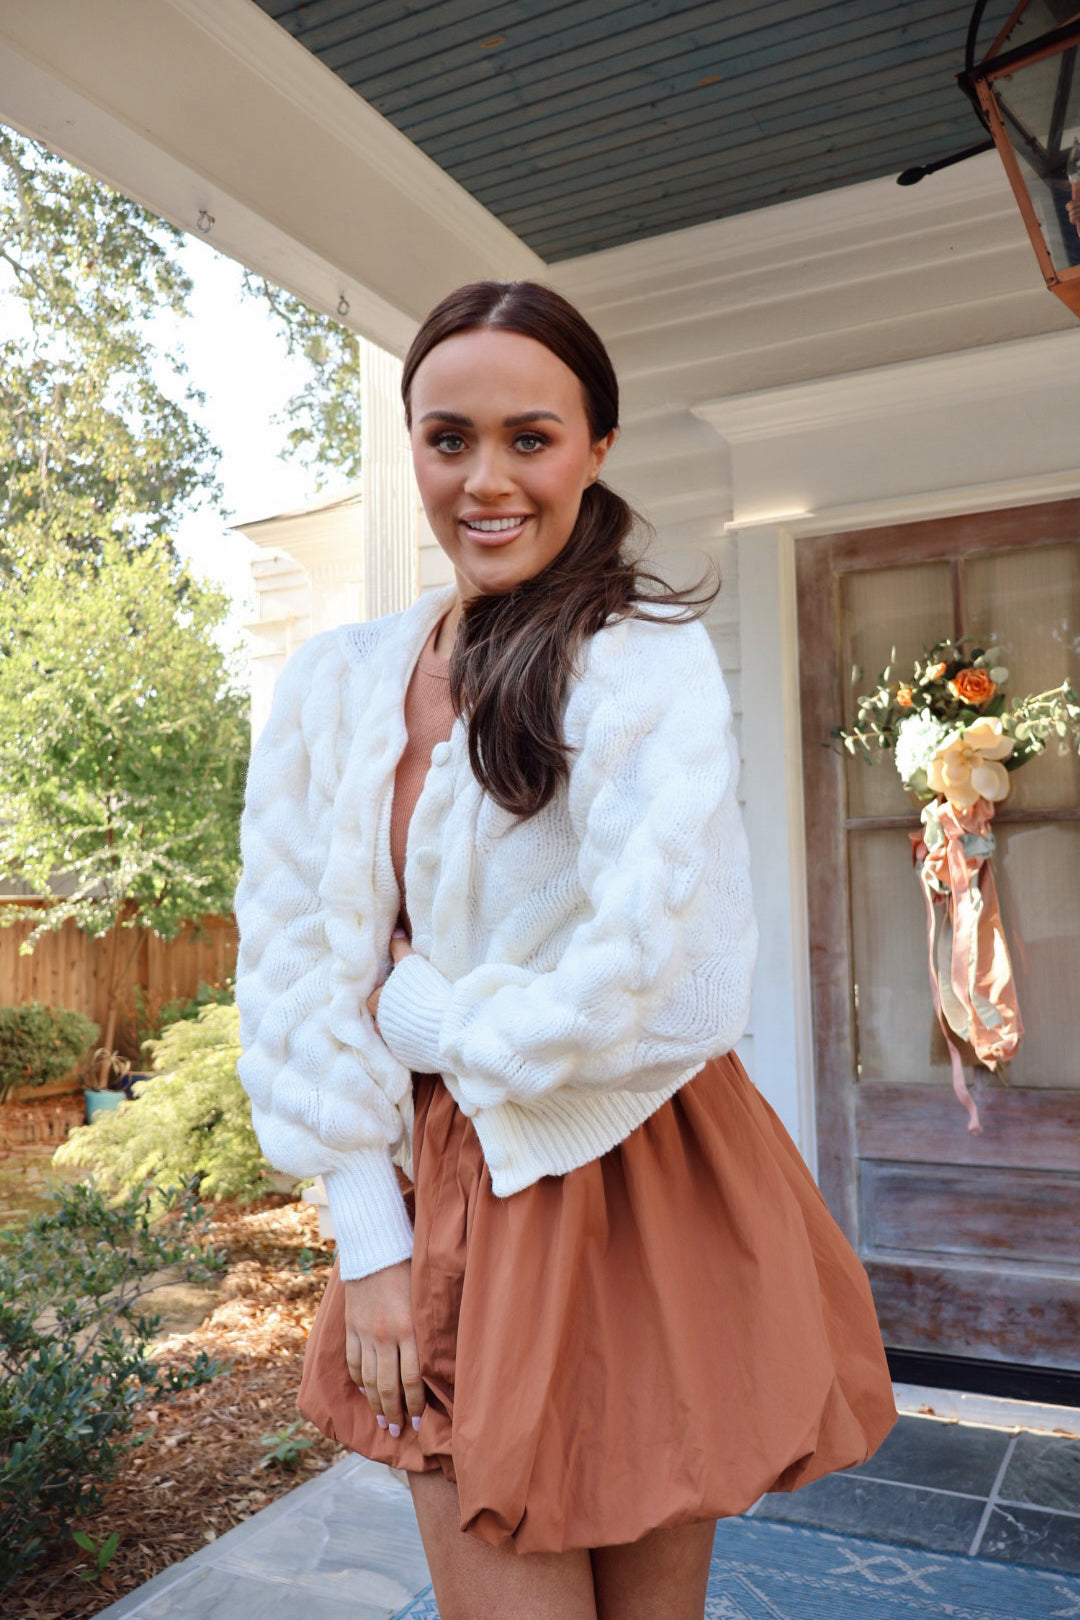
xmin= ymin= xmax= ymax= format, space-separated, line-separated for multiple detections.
xmin=0 ymin=126 xmax=220 ymax=567
xmin=244 ymin=273 xmax=362 ymax=484
xmin=0 ymin=535 xmax=248 ymax=1067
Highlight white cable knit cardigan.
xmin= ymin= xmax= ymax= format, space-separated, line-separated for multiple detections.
xmin=234 ymin=584 xmax=757 ymax=1280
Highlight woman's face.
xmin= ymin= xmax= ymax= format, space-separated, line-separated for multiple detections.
xmin=408 ymin=327 xmax=616 ymax=602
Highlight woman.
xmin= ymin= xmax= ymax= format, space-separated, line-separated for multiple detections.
xmin=235 ymin=281 xmax=896 ymax=1620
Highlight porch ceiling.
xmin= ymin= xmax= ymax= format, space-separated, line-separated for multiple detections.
xmin=253 ymin=0 xmax=1015 ymax=261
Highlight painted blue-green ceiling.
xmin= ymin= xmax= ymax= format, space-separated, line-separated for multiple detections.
xmin=253 ymin=1 xmax=1016 ymax=261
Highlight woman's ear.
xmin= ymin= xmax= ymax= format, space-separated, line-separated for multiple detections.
xmin=588 ymin=427 xmax=618 ymax=483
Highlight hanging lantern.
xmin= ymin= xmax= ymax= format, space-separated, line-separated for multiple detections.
xmin=959 ymin=1 xmax=1080 ymax=316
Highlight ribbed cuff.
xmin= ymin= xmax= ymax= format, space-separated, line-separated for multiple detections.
xmin=377 ymin=953 xmax=453 ymax=1075
xmin=322 ymin=1149 xmax=415 ymax=1280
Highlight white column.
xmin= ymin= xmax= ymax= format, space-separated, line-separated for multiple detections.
xmin=360 ymin=336 xmax=417 ymax=616
xmin=736 ymin=525 xmax=817 ymax=1175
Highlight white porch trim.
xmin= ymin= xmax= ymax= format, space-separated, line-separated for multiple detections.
xmin=696 ymin=330 xmax=1080 ymax=446
xmin=0 ymin=0 xmax=542 ymax=354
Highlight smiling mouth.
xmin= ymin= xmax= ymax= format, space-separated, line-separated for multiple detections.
xmin=460 ymin=515 xmax=530 ymax=545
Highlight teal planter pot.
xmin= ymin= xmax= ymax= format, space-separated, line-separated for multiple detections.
xmin=84 ymin=1089 xmax=125 ymax=1122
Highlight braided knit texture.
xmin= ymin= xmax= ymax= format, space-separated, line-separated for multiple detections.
xmin=235 ymin=586 xmax=757 ymax=1278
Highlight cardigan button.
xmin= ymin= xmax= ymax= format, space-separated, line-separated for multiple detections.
xmin=430 ymin=741 xmax=451 ymax=767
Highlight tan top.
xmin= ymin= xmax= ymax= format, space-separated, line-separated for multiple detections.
xmin=390 ymin=620 xmax=456 ymax=936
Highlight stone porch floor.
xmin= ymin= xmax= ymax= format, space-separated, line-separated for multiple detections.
xmin=95 ymin=1386 xmax=1080 ymax=1620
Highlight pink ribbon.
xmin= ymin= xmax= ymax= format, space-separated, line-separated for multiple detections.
xmin=910 ymin=796 xmax=1023 ymax=1134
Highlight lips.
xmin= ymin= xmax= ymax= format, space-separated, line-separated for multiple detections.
xmin=459 ymin=514 xmax=531 ymax=546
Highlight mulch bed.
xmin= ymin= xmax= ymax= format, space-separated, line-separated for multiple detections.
xmin=10 ymin=1198 xmax=348 ymax=1620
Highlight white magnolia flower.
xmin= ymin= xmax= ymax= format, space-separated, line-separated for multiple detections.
xmin=927 ymin=717 xmax=1015 ymax=809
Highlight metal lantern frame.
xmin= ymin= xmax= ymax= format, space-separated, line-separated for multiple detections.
xmin=959 ymin=2 xmax=1080 ymax=316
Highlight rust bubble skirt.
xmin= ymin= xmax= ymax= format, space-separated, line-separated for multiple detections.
xmin=298 ymin=1053 xmax=897 ymax=1555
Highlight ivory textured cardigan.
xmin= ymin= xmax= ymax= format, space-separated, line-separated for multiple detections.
xmin=234 ymin=585 xmax=757 ymax=1280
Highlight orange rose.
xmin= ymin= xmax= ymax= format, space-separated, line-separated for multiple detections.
xmin=949 ymin=667 xmax=996 ymax=706
xmin=926 ymin=662 xmax=947 ymax=680
xmin=896 ymin=686 xmax=914 ymax=707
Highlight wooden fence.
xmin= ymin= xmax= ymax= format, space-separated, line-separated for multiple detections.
xmin=0 ymin=900 xmax=237 ymax=1061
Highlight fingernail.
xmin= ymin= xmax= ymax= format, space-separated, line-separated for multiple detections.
xmin=357 ymin=1386 xmax=365 ymax=1396
xmin=376 ymin=1414 xmax=388 ymax=1430
xmin=412 ymin=1415 xmax=422 ymax=1431
xmin=388 ymin=1422 xmax=401 ymax=1438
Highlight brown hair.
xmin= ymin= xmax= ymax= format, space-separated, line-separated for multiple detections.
xmin=402 ymin=280 xmax=718 ymax=818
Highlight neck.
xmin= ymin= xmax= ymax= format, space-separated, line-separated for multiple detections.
xmin=434 ymin=595 xmax=464 ymax=659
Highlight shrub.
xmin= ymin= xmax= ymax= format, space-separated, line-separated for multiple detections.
xmin=54 ymin=1002 xmax=274 ymax=1204
xmin=0 ymin=1003 xmax=99 ymax=1101
xmin=0 ymin=1180 xmax=225 ymax=1588
xmin=129 ymin=978 xmax=235 ymax=1056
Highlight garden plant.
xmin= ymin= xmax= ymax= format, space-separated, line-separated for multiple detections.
xmin=0 ymin=1180 xmax=225 ymax=1588
xmin=54 ymin=1002 xmax=275 ymax=1206
xmin=0 ymin=1003 xmax=99 ymax=1102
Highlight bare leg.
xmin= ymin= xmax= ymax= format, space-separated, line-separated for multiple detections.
xmin=591 ymin=1519 xmax=715 ymax=1620
xmin=409 ymin=1470 xmax=598 ymax=1620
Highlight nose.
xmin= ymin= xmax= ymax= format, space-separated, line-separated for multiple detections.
xmin=463 ymin=442 xmax=515 ymax=501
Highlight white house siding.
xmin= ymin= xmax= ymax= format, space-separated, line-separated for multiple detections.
xmin=553 ymin=152 xmax=1076 ymax=1162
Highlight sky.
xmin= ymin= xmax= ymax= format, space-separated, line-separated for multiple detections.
xmin=164 ymin=236 xmax=329 ymax=643
xmin=1 ymin=221 xmax=333 ymax=657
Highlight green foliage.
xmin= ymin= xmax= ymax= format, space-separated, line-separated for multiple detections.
xmin=0 ymin=126 xmax=220 ymax=567
xmin=72 ymin=1527 xmax=120 ymax=1582
xmin=0 ymin=535 xmax=249 ymax=949
xmin=54 ymin=1003 xmax=274 ymax=1205
xmin=244 ymin=272 xmax=362 ymax=484
xmin=258 ymin=1419 xmax=314 ymax=1468
xmin=157 ymin=1348 xmax=228 ymax=1392
xmin=0 ymin=1180 xmax=224 ymax=1588
xmin=0 ymin=1003 xmax=99 ymax=1101
xmin=296 ymin=1246 xmax=332 ymax=1274
xmin=1003 ymin=681 xmax=1080 ymax=768
xmin=132 ymin=979 xmax=235 ymax=1054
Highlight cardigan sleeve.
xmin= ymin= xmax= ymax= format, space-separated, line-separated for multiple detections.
xmin=233 ymin=632 xmax=415 ymax=1280
xmin=375 ymin=616 xmax=757 ymax=1110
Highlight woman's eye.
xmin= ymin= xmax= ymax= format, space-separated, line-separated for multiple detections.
xmin=431 ymin=430 xmax=466 ymax=453
xmin=514 ymin=432 xmax=548 ymax=453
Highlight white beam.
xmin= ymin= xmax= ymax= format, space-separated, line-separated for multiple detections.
xmin=0 ymin=0 xmax=543 ymax=354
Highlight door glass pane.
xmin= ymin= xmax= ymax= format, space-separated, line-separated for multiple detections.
xmin=994 ymin=822 xmax=1080 ymax=1087
xmin=839 ymin=561 xmax=952 ymax=818
xmin=964 ymin=542 xmax=1080 ymax=813
xmin=849 ymin=800 xmax=1080 ymax=1087
xmin=849 ymin=828 xmax=953 ymax=1086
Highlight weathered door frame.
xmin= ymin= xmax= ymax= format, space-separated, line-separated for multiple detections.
xmin=794 ymin=500 xmax=1080 ymax=1371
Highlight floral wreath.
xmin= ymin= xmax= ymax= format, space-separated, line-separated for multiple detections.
xmin=836 ymin=640 xmax=1080 ymax=1133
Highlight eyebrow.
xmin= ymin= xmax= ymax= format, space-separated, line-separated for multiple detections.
xmin=419 ymin=409 xmax=565 ymax=427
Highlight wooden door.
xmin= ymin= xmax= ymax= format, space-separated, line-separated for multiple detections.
xmin=797 ymin=500 xmax=1080 ymax=1372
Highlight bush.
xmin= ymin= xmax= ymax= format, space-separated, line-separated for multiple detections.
xmin=54 ymin=1002 xmax=274 ymax=1204
xmin=0 ymin=1180 xmax=225 ymax=1588
xmin=129 ymin=978 xmax=235 ymax=1056
xmin=0 ymin=1003 xmax=99 ymax=1101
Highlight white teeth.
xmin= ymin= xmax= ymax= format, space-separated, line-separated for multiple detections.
xmin=465 ymin=517 xmax=523 ymax=531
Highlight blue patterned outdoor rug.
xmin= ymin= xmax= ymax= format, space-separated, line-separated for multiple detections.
xmin=392 ymin=1515 xmax=1080 ymax=1619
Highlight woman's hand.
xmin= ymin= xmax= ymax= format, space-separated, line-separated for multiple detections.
xmin=366 ymin=927 xmax=414 ymax=1028
xmin=343 ymin=1262 xmax=426 ymax=1437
